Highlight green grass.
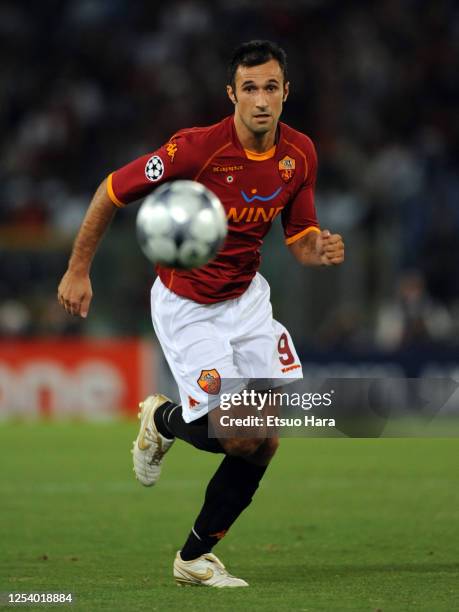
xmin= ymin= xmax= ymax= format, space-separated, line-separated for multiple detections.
xmin=0 ymin=422 xmax=458 ymax=611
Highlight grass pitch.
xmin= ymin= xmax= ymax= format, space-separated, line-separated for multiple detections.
xmin=0 ymin=422 xmax=458 ymax=611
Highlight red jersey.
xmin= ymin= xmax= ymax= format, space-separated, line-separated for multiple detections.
xmin=107 ymin=115 xmax=319 ymax=303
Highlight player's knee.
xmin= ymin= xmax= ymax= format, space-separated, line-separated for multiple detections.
xmin=251 ymin=436 xmax=279 ymax=464
xmin=220 ymin=437 xmax=265 ymax=458
xmin=261 ymin=436 xmax=279 ymax=461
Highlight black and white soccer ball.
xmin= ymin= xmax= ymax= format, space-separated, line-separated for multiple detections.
xmin=136 ymin=180 xmax=227 ymax=269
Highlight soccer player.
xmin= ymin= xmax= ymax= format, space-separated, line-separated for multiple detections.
xmin=58 ymin=40 xmax=344 ymax=587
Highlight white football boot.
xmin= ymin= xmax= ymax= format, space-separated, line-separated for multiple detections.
xmin=173 ymin=551 xmax=249 ymax=587
xmin=132 ymin=394 xmax=175 ymax=486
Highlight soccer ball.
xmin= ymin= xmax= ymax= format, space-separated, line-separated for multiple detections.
xmin=136 ymin=180 xmax=227 ymax=269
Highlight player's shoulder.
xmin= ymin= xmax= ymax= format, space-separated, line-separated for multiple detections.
xmin=169 ymin=116 xmax=232 ymax=147
xmin=280 ymin=122 xmax=316 ymax=156
xmin=280 ymin=122 xmax=317 ymax=183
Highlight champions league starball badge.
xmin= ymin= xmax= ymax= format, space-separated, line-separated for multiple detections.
xmin=145 ymin=155 xmax=165 ymax=182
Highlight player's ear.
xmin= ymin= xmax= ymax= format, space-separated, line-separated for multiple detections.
xmin=283 ymin=81 xmax=290 ymax=103
xmin=226 ymin=85 xmax=237 ymax=105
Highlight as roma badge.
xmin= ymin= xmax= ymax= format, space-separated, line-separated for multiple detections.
xmin=278 ymin=155 xmax=296 ymax=182
xmin=197 ymin=369 xmax=221 ymax=395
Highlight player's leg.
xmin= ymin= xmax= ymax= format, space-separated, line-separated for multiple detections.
xmin=176 ymin=273 xmax=304 ymax=586
xmin=173 ymin=433 xmax=279 ymax=587
xmin=178 ymin=433 xmax=278 ymax=552
xmin=189 ymin=271 xmax=303 ymax=550
xmin=170 ymin=274 xmax=298 ymax=585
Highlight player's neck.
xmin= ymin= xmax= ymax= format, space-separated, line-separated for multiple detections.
xmin=233 ymin=115 xmax=277 ymax=153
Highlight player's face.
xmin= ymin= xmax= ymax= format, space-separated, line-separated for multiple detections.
xmin=227 ymin=59 xmax=289 ymax=137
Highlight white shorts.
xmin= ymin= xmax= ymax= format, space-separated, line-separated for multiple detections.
xmin=150 ymin=273 xmax=303 ymax=422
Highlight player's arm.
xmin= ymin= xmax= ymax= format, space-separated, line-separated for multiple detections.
xmin=58 ymin=133 xmax=201 ymax=318
xmin=282 ymin=136 xmax=344 ymax=267
xmin=58 ymin=178 xmax=116 ymax=318
xmin=283 ymin=192 xmax=344 ymax=267
xmin=288 ymin=228 xmax=344 ymax=266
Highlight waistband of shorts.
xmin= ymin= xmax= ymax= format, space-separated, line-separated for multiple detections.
xmin=152 ymin=273 xmax=267 ymax=305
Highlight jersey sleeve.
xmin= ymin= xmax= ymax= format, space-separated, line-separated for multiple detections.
xmin=281 ymin=137 xmax=320 ymax=244
xmin=106 ymin=132 xmax=202 ymax=207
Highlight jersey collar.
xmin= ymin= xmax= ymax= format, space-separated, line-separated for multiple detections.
xmin=229 ymin=115 xmax=282 ymax=161
xmin=244 ymin=145 xmax=276 ymax=161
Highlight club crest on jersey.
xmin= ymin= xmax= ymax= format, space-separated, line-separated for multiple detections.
xmin=278 ymin=155 xmax=296 ymax=182
xmin=145 ymin=155 xmax=164 ymax=182
xmin=197 ymin=369 xmax=221 ymax=395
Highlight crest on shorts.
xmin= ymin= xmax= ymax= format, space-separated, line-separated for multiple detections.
xmin=197 ymin=369 xmax=221 ymax=395
xmin=278 ymin=155 xmax=295 ymax=182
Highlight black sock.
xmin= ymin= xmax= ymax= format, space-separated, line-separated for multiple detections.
xmin=154 ymin=404 xmax=223 ymax=454
xmin=180 ymin=455 xmax=268 ymax=560
xmin=153 ymin=402 xmax=177 ymax=439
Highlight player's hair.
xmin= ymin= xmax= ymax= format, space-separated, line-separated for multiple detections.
xmin=227 ymin=40 xmax=288 ymax=90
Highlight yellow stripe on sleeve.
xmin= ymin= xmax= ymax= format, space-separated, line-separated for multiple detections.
xmin=285 ymin=226 xmax=320 ymax=245
xmin=106 ymin=173 xmax=125 ymax=208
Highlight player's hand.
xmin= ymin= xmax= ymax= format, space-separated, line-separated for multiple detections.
xmin=57 ymin=270 xmax=93 ymax=318
xmin=315 ymin=229 xmax=344 ymax=266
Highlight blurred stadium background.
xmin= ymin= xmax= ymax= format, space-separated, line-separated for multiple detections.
xmin=0 ymin=0 xmax=458 ymax=418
